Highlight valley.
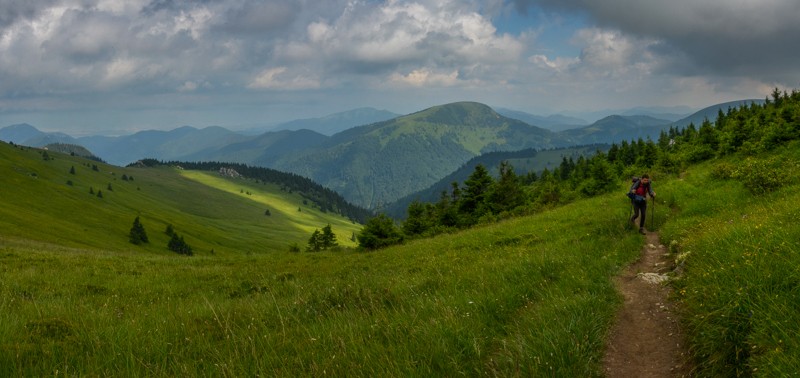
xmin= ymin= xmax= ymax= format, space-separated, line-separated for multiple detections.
xmin=1 ymin=91 xmax=799 ymax=376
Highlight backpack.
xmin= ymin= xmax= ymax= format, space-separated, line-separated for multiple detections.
xmin=628 ymin=179 xmax=649 ymax=202
xmin=626 ymin=177 xmax=639 ymax=200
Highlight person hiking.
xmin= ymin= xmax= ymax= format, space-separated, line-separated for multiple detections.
xmin=629 ymin=174 xmax=655 ymax=234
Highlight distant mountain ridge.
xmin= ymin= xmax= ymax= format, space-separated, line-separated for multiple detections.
xmin=258 ymin=102 xmax=570 ymax=208
xmin=271 ymin=107 xmax=400 ymax=135
xmin=494 ymin=108 xmax=588 ymax=132
xmin=1 ymin=99 xmax=762 ymax=209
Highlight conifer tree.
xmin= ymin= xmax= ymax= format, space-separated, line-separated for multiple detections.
xmin=129 ymin=216 xmax=149 ymax=245
xmin=320 ymin=224 xmax=338 ymax=249
xmin=358 ymin=214 xmax=403 ymax=250
xmin=458 ymin=164 xmax=494 ymax=224
xmin=306 ymin=229 xmax=323 ymax=252
xmin=403 ymin=200 xmax=431 ymax=236
xmin=70 ymin=166 xmax=76 ymax=175
xmin=168 ymin=233 xmax=193 ymax=255
xmin=488 ymin=161 xmax=525 ymax=214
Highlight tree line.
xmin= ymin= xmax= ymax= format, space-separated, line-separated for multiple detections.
xmin=131 ymin=159 xmax=373 ymax=223
xmin=357 ymin=88 xmax=800 ymax=249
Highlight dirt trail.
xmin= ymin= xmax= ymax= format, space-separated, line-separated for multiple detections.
xmin=602 ymin=231 xmax=692 ymax=377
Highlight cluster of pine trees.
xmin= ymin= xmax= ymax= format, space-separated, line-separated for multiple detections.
xmin=358 ymin=88 xmax=800 ymax=249
xmin=306 ymin=224 xmax=338 ymax=252
xmin=129 ymin=218 xmax=193 ymax=256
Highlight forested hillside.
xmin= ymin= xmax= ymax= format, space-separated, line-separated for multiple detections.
xmin=140 ymin=159 xmax=373 ymax=223
xmin=373 ymin=90 xmax=797 ymax=245
xmin=357 ymin=88 xmax=800 ymax=376
xmin=262 ymin=102 xmax=570 ymax=209
xmin=1 ymin=90 xmax=799 ymax=376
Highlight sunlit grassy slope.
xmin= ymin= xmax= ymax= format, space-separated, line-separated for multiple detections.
xmin=656 ymin=141 xmax=800 ymax=376
xmin=1 ymin=140 xmax=644 ymax=375
xmin=5 ymin=137 xmax=798 ymax=376
xmin=0 ymin=142 xmax=360 ymax=255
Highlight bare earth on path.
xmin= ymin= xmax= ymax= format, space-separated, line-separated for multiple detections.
xmin=603 ymin=231 xmax=693 ymax=377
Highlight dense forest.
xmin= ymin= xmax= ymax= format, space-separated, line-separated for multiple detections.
xmin=130 ymin=159 xmax=374 ymax=223
xmin=359 ymin=88 xmax=800 ymax=248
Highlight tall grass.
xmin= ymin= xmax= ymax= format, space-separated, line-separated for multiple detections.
xmin=0 ymin=189 xmax=643 ymax=376
xmin=658 ymin=142 xmax=800 ymax=376
xmin=0 ymin=143 xmax=360 ymax=254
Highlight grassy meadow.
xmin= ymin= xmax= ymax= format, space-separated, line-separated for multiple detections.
xmin=0 ymin=142 xmax=644 ymax=376
xmin=656 ymin=141 xmax=800 ymax=376
xmin=5 ymin=136 xmax=800 ymax=376
xmin=0 ymin=142 xmax=360 ymax=255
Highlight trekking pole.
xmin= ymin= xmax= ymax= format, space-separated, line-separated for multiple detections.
xmin=628 ymin=204 xmax=633 ymax=230
xmin=651 ymin=196 xmax=655 ymax=230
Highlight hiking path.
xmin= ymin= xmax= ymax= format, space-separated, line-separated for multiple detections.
xmin=602 ymin=230 xmax=693 ymax=377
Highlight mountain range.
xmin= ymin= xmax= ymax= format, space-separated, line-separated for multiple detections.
xmin=0 ymin=99 xmax=761 ymax=210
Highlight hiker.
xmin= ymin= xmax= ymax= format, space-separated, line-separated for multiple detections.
xmin=629 ymin=174 xmax=655 ymax=234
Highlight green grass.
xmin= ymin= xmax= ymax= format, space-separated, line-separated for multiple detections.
xmin=657 ymin=141 xmax=800 ymax=376
xmin=0 ymin=143 xmax=645 ymax=376
xmin=0 ymin=143 xmax=360 ymax=255
xmin=9 ymin=137 xmax=800 ymax=376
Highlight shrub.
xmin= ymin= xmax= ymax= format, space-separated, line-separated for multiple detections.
xmin=732 ymin=157 xmax=790 ymax=194
xmin=358 ymin=214 xmax=403 ymax=250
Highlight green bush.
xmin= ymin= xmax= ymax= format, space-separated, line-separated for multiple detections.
xmin=731 ymin=157 xmax=791 ymax=194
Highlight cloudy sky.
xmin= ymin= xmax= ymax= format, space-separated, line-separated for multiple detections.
xmin=1 ymin=0 xmax=797 ymax=135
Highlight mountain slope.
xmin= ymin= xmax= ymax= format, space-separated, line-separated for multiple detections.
xmin=77 ymin=126 xmax=250 ymax=166
xmin=184 ymin=129 xmax=329 ymax=165
xmin=495 ymin=108 xmax=588 ymax=131
xmin=671 ymin=99 xmax=764 ymax=129
xmin=262 ymin=102 xmax=571 ymax=209
xmin=384 ymin=144 xmax=608 ymax=218
xmin=0 ymin=141 xmax=363 ymax=254
xmin=562 ymin=115 xmax=671 ymax=144
xmin=0 ymin=123 xmax=57 ymax=144
xmin=271 ymin=107 xmax=400 ymax=135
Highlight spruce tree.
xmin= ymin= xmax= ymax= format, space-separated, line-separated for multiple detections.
xmin=168 ymin=233 xmax=193 ymax=255
xmin=458 ymin=164 xmax=494 ymax=224
xmin=129 ymin=216 xmax=149 ymax=245
xmin=488 ymin=161 xmax=525 ymax=214
xmin=306 ymin=229 xmax=323 ymax=252
xmin=320 ymin=224 xmax=338 ymax=249
xmin=357 ymin=214 xmax=403 ymax=250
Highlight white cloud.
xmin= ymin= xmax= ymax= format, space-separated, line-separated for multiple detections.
xmin=529 ymin=54 xmax=578 ymax=73
xmin=248 ymin=67 xmax=321 ymax=90
xmin=389 ymin=68 xmax=460 ymax=87
xmin=0 ymin=0 xmax=793 ymax=134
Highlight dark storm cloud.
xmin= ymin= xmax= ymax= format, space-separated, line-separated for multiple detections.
xmin=0 ymin=0 xmax=56 ymax=27
xmin=511 ymin=0 xmax=800 ymax=84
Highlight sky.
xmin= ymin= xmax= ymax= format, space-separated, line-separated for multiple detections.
xmin=1 ymin=0 xmax=798 ymax=135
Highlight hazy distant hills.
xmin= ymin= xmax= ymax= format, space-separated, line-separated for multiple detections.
xmin=257 ymin=102 xmax=570 ymax=209
xmin=494 ymin=108 xmax=589 ymax=132
xmin=671 ymin=99 xmax=764 ymax=129
xmin=270 ymin=107 xmax=400 ymax=135
xmin=1 ymin=99 xmax=762 ymax=209
xmin=560 ymin=115 xmax=672 ymax=144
